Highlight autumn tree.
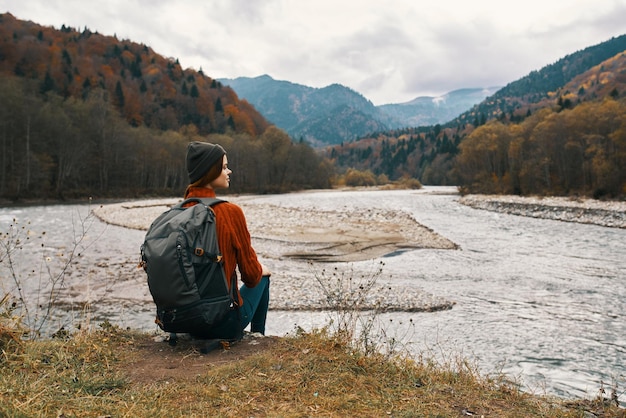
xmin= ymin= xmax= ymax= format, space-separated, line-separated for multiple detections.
xmin=456 ymin=99 xmax=626 ymax=197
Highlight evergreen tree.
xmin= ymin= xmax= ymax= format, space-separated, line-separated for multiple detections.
xmin=114 ymin=81 xmax=125 ymax=108
xmin=40 ymin=70 xmax=55 ymax=94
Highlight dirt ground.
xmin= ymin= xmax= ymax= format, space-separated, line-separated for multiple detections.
xmin=122 ymin=332 xmax=279 ymax=386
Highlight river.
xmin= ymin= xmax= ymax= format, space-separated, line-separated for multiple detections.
xmin=1 ymin=187 xmax=624 ymax=404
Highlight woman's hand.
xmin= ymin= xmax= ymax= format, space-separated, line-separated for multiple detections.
xmin=261 ymin=263 xmax=271 ymax=277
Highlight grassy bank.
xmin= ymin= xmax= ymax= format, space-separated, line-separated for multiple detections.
xmin=1 ymin=323 xmax=623 ymax=417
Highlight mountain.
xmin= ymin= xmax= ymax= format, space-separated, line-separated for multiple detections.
xmin=0 ymin=12 xmax=270 ymax=137
xmin=222 ymin=35 xmax=626 ymax=149
xmin=219 ymin=76 xmax=393 ymax=146
xmin=378 ymin=87 xmax=500 ymax=127
xmin=0 ymin=13 xmax=333 ymax=200
xmin=220 ymin=75 xmax=498 ymax=146
xmin=325 ymin=34 xmax=626 ymax=194
xmin=450 ymin=34 xmax=626 ymax=128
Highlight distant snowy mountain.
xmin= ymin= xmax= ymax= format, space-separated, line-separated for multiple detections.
xmin=378 ymin=87 xmax=501 ymax=128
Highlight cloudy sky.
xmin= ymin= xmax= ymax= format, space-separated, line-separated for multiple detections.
xmin=3 ymin=0 xmax=626 ymax=105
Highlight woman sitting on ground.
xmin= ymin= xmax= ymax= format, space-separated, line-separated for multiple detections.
xmin=184 ymin=141 xmax=271 ymax=335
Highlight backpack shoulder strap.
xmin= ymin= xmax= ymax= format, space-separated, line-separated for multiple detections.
xmin=175 ymin=197 xmax=225 ymax=209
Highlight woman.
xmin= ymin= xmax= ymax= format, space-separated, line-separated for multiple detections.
xmin=184 ymin=141 xmax=271 ymax=335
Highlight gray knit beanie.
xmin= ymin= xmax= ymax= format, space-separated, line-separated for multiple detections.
xmin=186 ymin=141 xmax=226 ymax=184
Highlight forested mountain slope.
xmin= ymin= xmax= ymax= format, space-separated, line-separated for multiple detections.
xmin=0 ymin=12 xmax=269 ymax=136
xmin=451 ymin=34 xmax=626 ymax=127
xmin=327 ymin=35 xmax=626 ymax=198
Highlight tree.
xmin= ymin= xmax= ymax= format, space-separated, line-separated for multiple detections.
xmin=114 ymin=80 xmax=125 ymax=108
xmin=40 ymin=70 xmax=56 ymax=94
xmin=259 ymin=126 xmax=292 ymax=192
xmin=457 ymin=121 xmax=512 ymax=193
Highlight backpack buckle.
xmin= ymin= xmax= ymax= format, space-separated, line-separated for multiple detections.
xmin=194 ymin=248 xmax=204 ymax=256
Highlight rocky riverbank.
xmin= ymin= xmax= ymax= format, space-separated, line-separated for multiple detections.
xmin=92 ymin=196 xmax=460 ymax=262
xmin=92 ymin=194 xmax=461 ymax=314
xmin=459 ymin=194 xmax=626 ymax=229
xmin=90 ymin=190 xmax=625 ymax=315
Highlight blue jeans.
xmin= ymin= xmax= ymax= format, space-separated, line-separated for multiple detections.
xmin=239 ymin=275 xmax=270 ymax=335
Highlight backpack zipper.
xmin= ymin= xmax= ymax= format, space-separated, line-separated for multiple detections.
xmin=176 ymin=243 xmax=192 ymax=289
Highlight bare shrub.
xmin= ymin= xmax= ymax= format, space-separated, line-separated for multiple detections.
xmin=312 ymin=260 xmax=415 ymax=357
xmin=0 ymin=204 xmax=100 ymax=339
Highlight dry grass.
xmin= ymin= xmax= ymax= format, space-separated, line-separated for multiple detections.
xmin=1 ymin=324 xmax=624 ymax=417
